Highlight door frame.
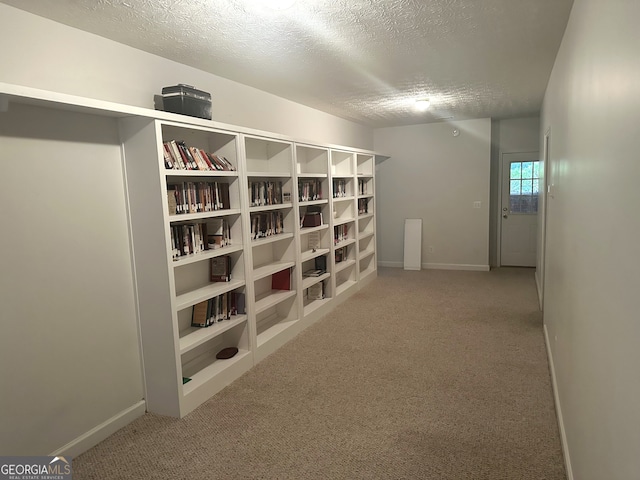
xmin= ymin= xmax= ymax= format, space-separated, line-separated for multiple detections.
xmin=496 ymin=150 xmax=539 ymax=267
xmin=537 ymin=128 xmax=551 ymax=310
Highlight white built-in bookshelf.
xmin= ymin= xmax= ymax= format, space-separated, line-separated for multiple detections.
xmin=1 ymin=82 xmax=379 ymax=418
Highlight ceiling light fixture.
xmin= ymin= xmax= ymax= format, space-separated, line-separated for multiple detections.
xmin=415 ymin=99 xmax=430 ymax=111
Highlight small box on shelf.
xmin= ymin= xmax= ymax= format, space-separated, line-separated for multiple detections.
xmin=161 ymin=84 xmax=212 ymax=120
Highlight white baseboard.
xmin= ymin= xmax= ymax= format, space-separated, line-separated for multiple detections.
xmin=535 ymin=270 xmax=543 ymax=310
xmin=543 ymin=324 xmax=574 ymax=480
xmin=424 ymin=263 xmax=490 ymax=271
xmin=377 ymin=261 xmax=403 ymax=268
xmin=377 ymin=261 xmax=490 ymax=272
xmin=50 ymin=400 xmax=146 ymax=458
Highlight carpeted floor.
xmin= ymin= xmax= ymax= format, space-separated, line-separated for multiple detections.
xmin=73 ymin=267 xmax=566 ymax=479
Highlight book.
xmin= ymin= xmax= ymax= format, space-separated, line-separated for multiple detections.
xmin=271 ymin=268 xmax=291 ymax=290
xmin=167 ymin=186 xmax=177 ymax=215
xmin=210 ymin=255 xmax=231 ymax=282
xmin=231 ymin=291 xmax=245 ymax=315
xmin=308 ymin=282 xmax=324 ymax=300
xmin=191 ymin=300 xmax=209 ymax=328
xmin=315 ymin=255 xmax=327 ymax=272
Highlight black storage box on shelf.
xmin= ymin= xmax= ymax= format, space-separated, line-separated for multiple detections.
xmin=161 ymin=84 xmax=212 ymax=120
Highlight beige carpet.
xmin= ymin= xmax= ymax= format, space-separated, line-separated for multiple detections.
xmin=73 ymin=267 xmax=566 ymax=479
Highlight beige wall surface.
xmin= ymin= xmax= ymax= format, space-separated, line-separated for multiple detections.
xmin=0 ymin=3 xmax=373 ymax=150
xmin=374 ymin=119 xmax=491 ymax=269
xmin=540 ymin=0 xmax=640 ymax=478
xmin=0 ymin=104 xmax=144 ymax=455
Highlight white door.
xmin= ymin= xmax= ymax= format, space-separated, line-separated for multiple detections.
xmin=500 ymin=152 xmax=540 ymax=266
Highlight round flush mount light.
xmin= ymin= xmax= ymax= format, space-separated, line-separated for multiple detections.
xmin=415 ymin=99 xmax=430 ymax=111
xmin=452 ymin=128 xmax=460 ymax=137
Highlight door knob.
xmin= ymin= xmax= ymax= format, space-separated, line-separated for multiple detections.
xmin=503 ymin=214 xmax=508 ymax=218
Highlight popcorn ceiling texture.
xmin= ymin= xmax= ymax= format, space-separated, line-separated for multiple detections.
xmin=2 ymin=0 xmax=573 ymax=127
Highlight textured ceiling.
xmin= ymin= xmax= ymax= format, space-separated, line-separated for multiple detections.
xmin=2 ymin=0 xmax=573 ymax=127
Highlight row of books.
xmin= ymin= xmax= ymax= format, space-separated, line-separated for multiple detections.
xmin=335 ymin=246 xmax=349 ymax=263
xmin=167 ymin=181 xmax=231 ymax=215
xmin=358 ymin=198 xmax=369 ymax=215
xmin=333 ymin=179 xmax=349 ymax=198
xmin=249 ymin=181 xmax=285 ymax=207
xmin=358 ymin=178 xmax=369 ymax=195
xmin=334 ymin=224 xmax=350 ymax=245
xmin=191 ymin=291 xmax=245 ymax=328
xmin=170 ymin=219 xmax=231 ymax=260
xmin=163 ymin=140 xmax=236 ymax=171
xmin=251 ymin=211 xmax=284 ymax=240
xmin=299 ymin=179 xmax=323 ymax=202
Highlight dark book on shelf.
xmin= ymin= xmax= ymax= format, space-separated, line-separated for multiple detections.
xmin=302 ymin=212 xmax=322 ymax=227
xmin=315 ymin=255 xmax=327 ymax=272
xmin=231 ymin=291 xmax=246 ymax=315
xmin=272 ymin=268 xmax=291 ymax=291
xmin=210 ymin=255 xmax=231 ymax=282
xmin=219 ymin=182 xmax=231 ymax=209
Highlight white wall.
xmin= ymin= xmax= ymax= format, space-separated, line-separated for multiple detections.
xmin=540 ymin=0 xmax=640 ymax=478
xmin=489 ymin=117 xmax=540 ymax=267
xmin=0 ymin=3 xmax=372 ymax=150
xmin=374 ymin=119 xmax=491 ymax=270
xmin=0 ymin=104 xmax=144 ymax=455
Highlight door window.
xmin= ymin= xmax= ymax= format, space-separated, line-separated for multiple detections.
xmin=509 ymin=161 xmax=540 ymax=214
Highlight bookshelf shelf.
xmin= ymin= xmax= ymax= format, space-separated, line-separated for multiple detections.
xmin=301 ymin=248 xmax=330 ymax=263
xmin=302 ymin=272 xmax=331 ymax=290
xmin=255 ymin=289 xmax=297 ymax=314
xmin=300 ymin=224 xmax=329 ymax=235
xmin=359 ymin=249 xmax=375 ymax=260
xmin=179 ymin=315 xmax=248 ymax=355
xmin=303 ymin=296 xmax=331 ymax=317
xmin=335 ymin=279 xmax=357 ymax=296
xmin=165 ymin=170 xmax=239 ymax=178
xmin=335 ymin=258 xmax=356 ymax=274
xmin=253 ymin=261 xmax=296 ymax=281
xmin=257 ymin=318 xmax=297 ymax=348
xmin=333 ymin=217 xmax=356 ymax=227
xmin=168 ymin=208 xmax=242 ymax=223
xmin=175 ymin=279 xmax=245 ymax=311
xmin=172 ymin=244 xmax=244 ymax=267
xmin=335 ymin=238 xmax=356 ymax=249
xmin=250 ymin=232 xmax=294 ymax=246
xmin=297 ymin=173 xmax=327 ymax=178
xmin=182 ymin=348 xmax=252 ymax=395
xmin=249 ymin=203 xmax=293 ymax=213
xmin=246 ymin=172 xmax=291 ymax=178
xmin=358 ymin=231 xmax=374 ymax=241
xmin=299 ymin=199 xmax=328 ymax=206
xmin=332 ymin=195 xmax=355 ymax=202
